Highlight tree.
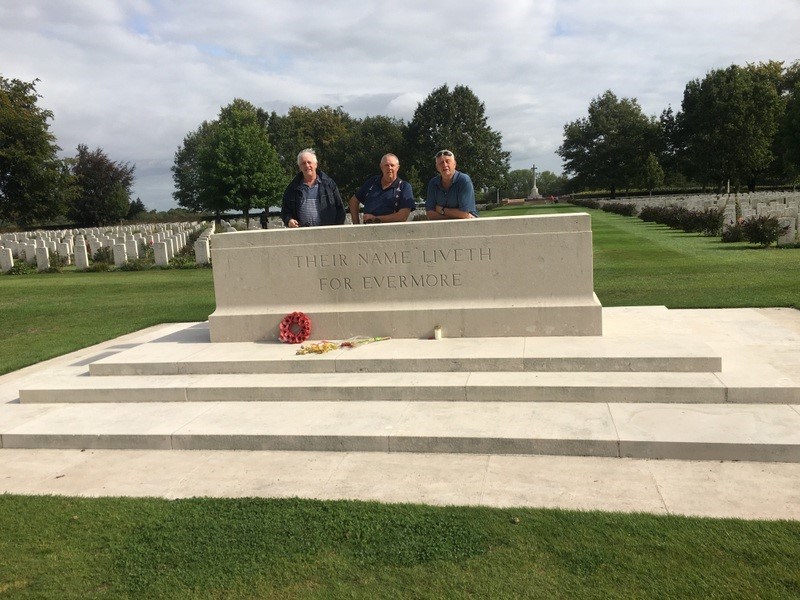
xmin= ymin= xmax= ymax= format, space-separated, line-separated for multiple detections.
xmin=330 ymin=114 xmax=407 ymax=197
xmin=172 ymin=121 xmax=214 ymax=213
xmin=127 ymin=197 xmax=147 ymax=219
xmin=641 ymin=153 xmax=665 ymax=197
xmin=500 ymin=169 xmax=534 ymax=199
xmin=773 ymin=60 xmax=800 ymax=182
xmin=268 ymin=105 xmax=352 ymax=178
xmin=405 ymin=84 xmax=510 ymax=193
xmin=175 ymin=99 xmax=286 ymax=225
xmin=68 ymin=145 xmax=134 ymax=226
xmin=536 ymin=171 xmax=570 ymax=197
xmin=676 ymin=64 xmax=782 ymax=193
xmin=0 ymin=76 xmax=71 ymax=227
xmin=557 ymin=90 xmax=659 ymax=198
xmin=203 ymin=99 xmax=286 ymax=226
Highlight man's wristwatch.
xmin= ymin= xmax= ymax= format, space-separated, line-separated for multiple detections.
xmin=439 ymin=206 xmax=445 ymax=215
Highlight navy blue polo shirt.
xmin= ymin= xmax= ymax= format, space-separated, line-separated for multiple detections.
xmin=355 ymin=175 xmax=415 ymax=217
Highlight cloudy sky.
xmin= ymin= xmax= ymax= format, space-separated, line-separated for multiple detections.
xmin=2 ymin=1 xmax=798 ymax=211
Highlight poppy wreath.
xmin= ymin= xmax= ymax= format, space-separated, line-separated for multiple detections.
xmin=279 ymin=311 xmax=311 ymax=344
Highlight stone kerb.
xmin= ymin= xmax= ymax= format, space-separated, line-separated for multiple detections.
xmin=208 ymin=213 xmax=603 ymax=342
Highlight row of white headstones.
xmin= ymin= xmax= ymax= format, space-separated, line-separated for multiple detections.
xmin=0 ymin=221 xmax=215 ymax=273
xmin=600 ymin=191 xmax=800 ymax=245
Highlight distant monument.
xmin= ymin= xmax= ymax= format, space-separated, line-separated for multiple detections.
xmin=526 ymin=163 xmax=542 ymax=200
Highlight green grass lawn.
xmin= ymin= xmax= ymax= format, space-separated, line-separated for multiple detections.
xmin=489 ymin=204 xmax=800 ymax=309
xmin=2 ymin=208 xmax=799 ymax=599
xmin=0 ymin=269 xmax=215 ymax=375
xmin=1 ymin=495 xmax=798 ymax=599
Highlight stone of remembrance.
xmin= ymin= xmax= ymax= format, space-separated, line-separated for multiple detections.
xmin=208 ymin=214 xmax=602 ymax=342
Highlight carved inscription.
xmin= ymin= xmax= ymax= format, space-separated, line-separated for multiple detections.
xmin=292 ymin=246 xmax=491 ymax=292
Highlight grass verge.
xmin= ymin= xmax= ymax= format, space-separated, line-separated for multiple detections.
xmin=486 ymin=204 xmax=800 ymax=309
xmin=0 ymin=269 xmax=214 ymax=375
xmin=1 ymin=495 xmax=799 ymax=599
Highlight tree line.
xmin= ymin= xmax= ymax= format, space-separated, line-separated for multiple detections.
xmin=171 ymin=84 xmax=514 ymax=225
xmin=558 ymin=61 xmax=800 ymax=198
xmin=3 ymin=60 xmax=799 ymax=228
xmin=0 ymin=77 xmax=142 ymax=228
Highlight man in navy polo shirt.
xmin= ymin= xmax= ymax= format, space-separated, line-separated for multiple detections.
xmin=425 ymin=149 xmax=478 ymax=220
xmin=348 ymin=153 xmax=415 ymax=224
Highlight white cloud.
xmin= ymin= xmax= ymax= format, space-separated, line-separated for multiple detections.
xmin=1 ymin=0 xmax=798 ymax=210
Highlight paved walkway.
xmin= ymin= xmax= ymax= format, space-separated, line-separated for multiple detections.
xmin=1 ymin=308 xmax=799 ymax=521
xmin=2 ymin=447 xmax=799 ymax=520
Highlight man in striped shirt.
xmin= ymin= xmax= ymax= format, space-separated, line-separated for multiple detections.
xmin=281 ymin=148 xmax=346 ymax=227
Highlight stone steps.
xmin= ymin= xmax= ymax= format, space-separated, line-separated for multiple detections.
xmin=18 ymin=371 xmax=794 ymax=405
xmin=2 ymin=401 xmax=799 ymax=462
xmin=86 ymin=337 xmax=722 ymax=376
xmin=6 ymin=309 xmax=800 ymax=463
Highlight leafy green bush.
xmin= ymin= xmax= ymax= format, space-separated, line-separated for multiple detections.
xmin=92 ymin=247 xmax=113 ymax=263
xmin=638 ymin=205 xmax=723 ymax=235
xmin=696 ymin=208 xmax=725 ymax=236
xmin=721 ymin=223 xmax=744 ymax=243
xmin=569 ymin=198 xmax=600 ymax=210
xmin=52 ymin=253 xmax=70 ymax=268
xmin=601 ymin=202 xmax=637 ymax=217
xmin=4 ymin=261 xmax=36 ymax=275
xmin=170 ymin=255 xmax=199 ymax=269
xmin=138 ymin=240 xmax=153 ymax=259
xmin=84 ymin=261 xmax=111 ymax=272
xmin=119 ymin=258 xmax=153 ymax=271
xmin=741 ymin=216 xmax=790 ymax=247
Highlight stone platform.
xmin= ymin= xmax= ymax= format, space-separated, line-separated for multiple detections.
xmin=4 ymin=306 xmax=800 ymax=463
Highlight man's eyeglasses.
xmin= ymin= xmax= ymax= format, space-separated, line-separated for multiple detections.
xmin=435 ymin=150 xmax=454 ymax=158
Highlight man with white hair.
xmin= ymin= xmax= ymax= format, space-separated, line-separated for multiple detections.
xmin=281 ymin=148 xmax=346 ymax=227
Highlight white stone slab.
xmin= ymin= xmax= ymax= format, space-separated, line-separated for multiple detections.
xmin=185 ymin=372 xmax=470 ymax=402
xmin=172 ymin=401 xmax=411 ymax=451
xmin=481 ymin=454 xmax=668 ymax=513
xmin=611 ymin=403 xmax=800 ymax=461
xmin=465 ymin=371 xmax=726 ymax=403
xmin=2 ymin=402 xmax=217 ymax=450
xmin=18 ymin=375 xmax=197 ymax=403
xmin=647 ymin=459 xmax=800 ymax=519
xmin=389 ymin=401 xmax=618 ymax=456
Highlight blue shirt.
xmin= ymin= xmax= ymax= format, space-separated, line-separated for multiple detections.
xmin=355 ymin=175 xmax=415 ymax=217
xmin=297 ymin=180 xmax=320 ymax=226
xmin=425 ymin=170 xmax=478 ymax=217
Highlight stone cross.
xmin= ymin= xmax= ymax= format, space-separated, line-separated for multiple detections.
xmin=527 ymin=163 xmax=541 ymax=199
